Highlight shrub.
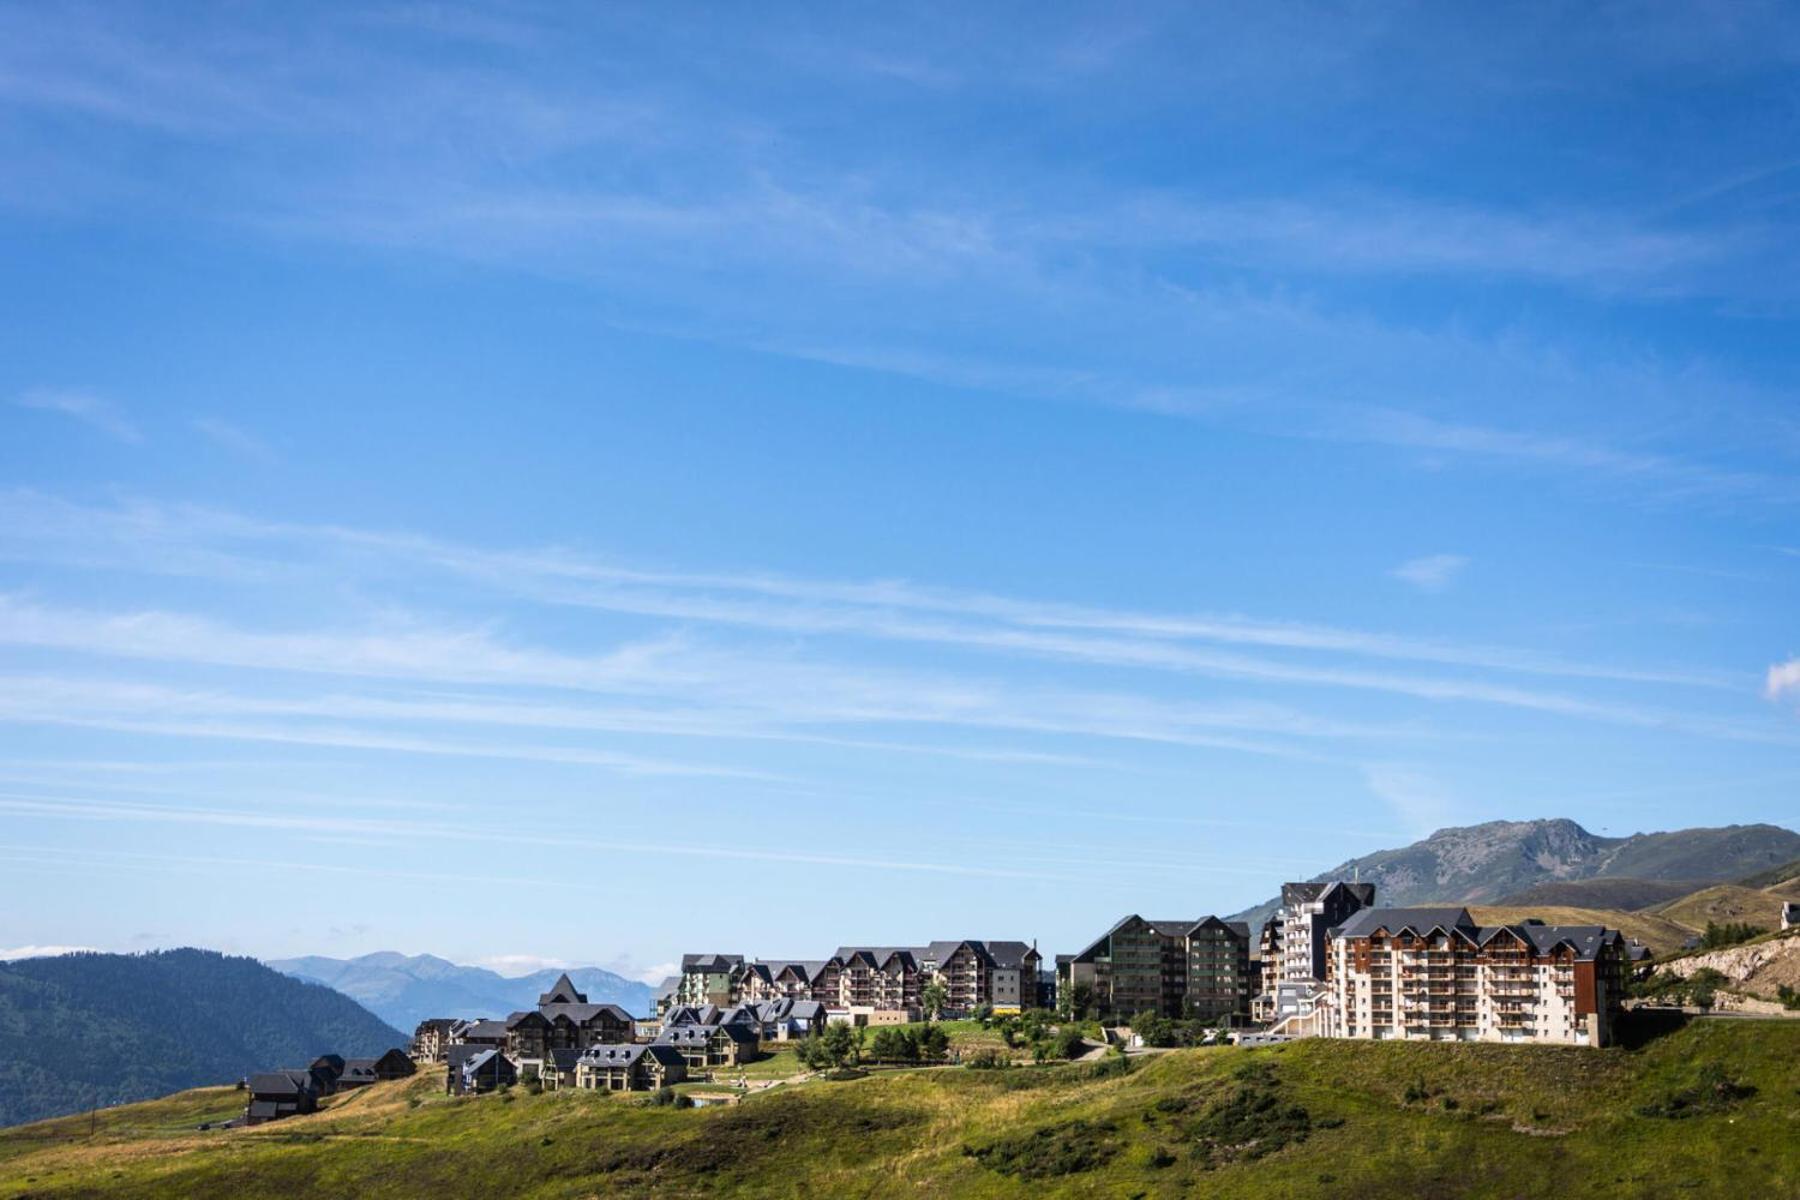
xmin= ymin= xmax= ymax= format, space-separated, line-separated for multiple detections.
xmin=964 ymin=1119 xmax=1121 ymax=1180
xmin=647 ymin=1086 xmax=691 ymax=1108
xmin=1635 ymin=1063 xmax=1756 ymax=1119
xmin=1700 ymin=921 xmax=1766 ymax=950
xmin=965 ymin=1049 xmax=1010 ymax=1070
xmin=1189 ymin=1081 xmax=1312 ymax=1167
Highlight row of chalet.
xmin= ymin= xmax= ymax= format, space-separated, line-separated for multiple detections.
xmin=411 ymin=973 xmax=637 ymax=1067
xmin=244 ymin=1048 xmax=414 ymax=1126
xmin=660 ymin=940 xmax=1044 ymax=1021
xmin=429 ymin=981 xmax=825 ymax=1096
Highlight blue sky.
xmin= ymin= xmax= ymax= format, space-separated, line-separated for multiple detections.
xmin=2 ymin=2 xmax=1799 ymax=983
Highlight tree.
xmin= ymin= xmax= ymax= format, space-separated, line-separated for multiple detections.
xmin=921 ymin=979 xmax=949 ymax=1021
xmin=1062 ymin=981 xmax=1096 ymax=1021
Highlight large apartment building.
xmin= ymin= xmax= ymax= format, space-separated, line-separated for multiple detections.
xmin=1257 ymin=880 xmax=1376 ymax=1033
xmin=1324 ymin=907 xmax=1628 ymax=1047
xmin=669 ymin=939 xmax=1041 ymax=1020
xmin=673 ymin=954 xmax=746 ymax=1007
xmin=1276 ymin=881 xmax=1377 ymax=983
xmin=918 ymin=941 xmax=1041 ymax=1015
xmin=1058 ymin=914 xmax=1252 ymax=1020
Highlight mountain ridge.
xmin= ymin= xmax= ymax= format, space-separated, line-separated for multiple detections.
xmin=266 ymin=951 xmax=654 ymax=1033
xmin=0 ymin=948 xmax=403 ymax=1128
xmin=1227 ymin=818 xmax=1800 ymax=935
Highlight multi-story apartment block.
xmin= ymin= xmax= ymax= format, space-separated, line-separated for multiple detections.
xmin=918 ymin=941 xmax=1042 ymax=1015
xmin=1278 ymin=881 xmax=1377 ymax=984
xmin=740 ymin=960 xmax=834 ymax=1005
xmin=1325 ymin=907 xmax=1628 ymax=1046
xmin=672 ymin=938 xmax=1041 ymax=1021
xmin=1257 ymin=880 xmax=1376 ymax=1034
xmin=1059 ymin=914 xmax=1252 ymax=1020
xmin=833 ymin=947 xmax=922 ymax=1012
xmin=674 ymin=954 xmax=746 ymax=1007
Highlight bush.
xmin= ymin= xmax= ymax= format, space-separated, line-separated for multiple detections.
xmin=1635 ymin=1063 xmax=1757 ymax=1119
xmin=647 ymin=1086 xmax=691 ymax=1109
xmin=964 ymin=1119 xmax=1121 ymax=1180
xmin=965 ymin=1049 xmax=1010 ymax=1070
xmin=1700 ymin=921 xmax=1766 ymax=950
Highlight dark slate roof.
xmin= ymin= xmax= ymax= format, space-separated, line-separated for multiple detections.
xmin=657 ymin=1026 xmax=712 ymax=1046
xmin=445 ymin=1044 xmax=491 ymax=1069
xmin=505 ymin=1010 xmax=550 ymax=1029
xmin=1282 ymin=880 xmax=1376 ymax=907
xmin=655 ymin=975 xmax=680 ymax=999
xmin=545 ymin=1047 xmax=583 ymax=1074
xmin=681 ymin=953 xmax=744 ymax=972
xmin=1500 ymin=924 xmax=1619 ymax=961
xmin=340 ymin=1061 xmax=378 ymax=1084
xmin=662 ymin=1004 xmax=722 ymax=1027
xmin=1330 ymin=906 xmax=1477 ymax=939
xmin=537 ymin=972 xmax=587 ymax=1005
xmin=834 ymin=946 xmax=920 ymax=969
xmin=247 ymin=1100 xmax=281 ymax=1119
xmin=581 ymin=1043 xmax=686 ymax=1068
xmin=983 ymin=941 xmax=1038 ymax=969
xmin=715 ymin=1022 xmax=758 ymax=1044
xmin=310 ymin=1054 xmax=344 ymax=1074
xmin=460 ymin=1019 xmax=510 ymax=1040
xmin=1331 ymin=908 xmax=1623 ymax=962
xmin=923 ymin=940 xmax=974 ymax=966
xmin=1281 ymin=882 xmax=1328 ymax=905
xmin=541 ymin=1002 xmax=633 ymax=1026
xmin=248 ymin=1072 xmax=307 ymax=1097
xmin=413 ymin=1017 xmax=459 ymax=1034
xmin=783 ymin=1000 xmax=827 ymax=1021
xmin=1186 ymin=916 xmax=1250 ymax=940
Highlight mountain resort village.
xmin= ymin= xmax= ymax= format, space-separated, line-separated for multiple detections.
xmin=222 ymin=871 xmax=1699 ymax=1128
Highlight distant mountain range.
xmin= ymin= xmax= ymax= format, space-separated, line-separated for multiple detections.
xmin=1228 ymin=819 xmax=1800 ymax=935
xmin=0 ymin=949 xmax=404 ymax=1128
xmin=266 ymin=952 xmax=655 ymax=1033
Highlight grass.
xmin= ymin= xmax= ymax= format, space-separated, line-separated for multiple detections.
xmin=1 ymin=1020 xmax=1796 ymax=1198
xmin=1650 ymin=885 xmax=1789 ymax=934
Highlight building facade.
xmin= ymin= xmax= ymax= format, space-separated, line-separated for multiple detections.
xmin=1059 ymin=914 xmax=1252 ymax=1020
xmin=675 ymin=954 xmax=747 ymax=1007
xmin=1325 ymin=907 xmax=1628 ymax=1047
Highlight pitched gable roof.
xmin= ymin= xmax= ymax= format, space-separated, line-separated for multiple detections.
xmin=538 ymin=972 xmax=587 ymax=1005
xmin=1331 ymin=906 xmax=1476 ymax=939
xmin=681 ymin=953 xmax=744 ymax=973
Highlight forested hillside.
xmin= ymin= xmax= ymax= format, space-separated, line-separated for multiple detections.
xmin=0 ymin=949 xmax=403 ymax=1128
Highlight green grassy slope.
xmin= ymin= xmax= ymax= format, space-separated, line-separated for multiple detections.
xmin=3 ymin=1021 xmax=1796 ymax=1199
xmin=1650 ymin=884 xmax=1791 ymax=933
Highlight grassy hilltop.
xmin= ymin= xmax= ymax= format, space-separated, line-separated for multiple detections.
xmin=2 ymin=1020 xmax=1796 ymax=1199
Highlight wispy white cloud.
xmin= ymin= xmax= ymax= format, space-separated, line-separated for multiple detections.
xmin=474 ymin=953 xmax=571 ymax=976
xmin=13 ymin=389 xmax=139 ymax=442
xmin=0 ymin=943 xmax=98 ymax=960
xmin=1766 ymin=659 xmax=1800 ymax=702
xmin=0 ymin=794 xmax=1081 ymax=882
xmin=1362 ymin=764 xmax=1458 ymax=837
xmin=0 ymin=491 xmax=1738 ymax=693
xmin=1390 ymin=554 xmax=1470 ymax=593
xmin=191 ymin=417 xmax=273 ymax=462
